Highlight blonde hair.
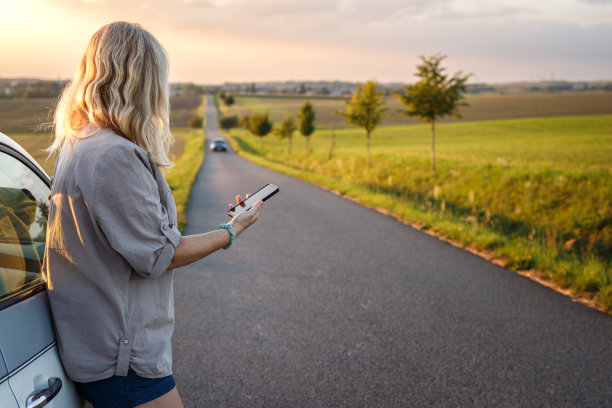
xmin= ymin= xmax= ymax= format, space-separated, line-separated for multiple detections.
xmin=50 ymin=22 xmax=173 ymax=167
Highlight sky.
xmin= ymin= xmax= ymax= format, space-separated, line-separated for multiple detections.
xmin=0 ymin=0 xmax=611 ymax=84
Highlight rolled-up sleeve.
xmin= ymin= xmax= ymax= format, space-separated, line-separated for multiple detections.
xmin=91 ymin=146 xmax=181 ymax=280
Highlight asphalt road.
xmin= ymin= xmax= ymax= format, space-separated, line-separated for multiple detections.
xmin=172 ymin=95 xmax=611 ymax=407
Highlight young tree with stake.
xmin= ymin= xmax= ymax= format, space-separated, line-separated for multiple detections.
xmin=248 ymin=112 xmax=273 ymax=152
xmin=395 ymin=54 xmax=470 ymax=172
xmin=339 ymin=80 xmax=387 ymax=167
xmin=274 ymin=114 xmax=297 ymax=154
xmin=298 ymin=101 xmax=316 ymax=154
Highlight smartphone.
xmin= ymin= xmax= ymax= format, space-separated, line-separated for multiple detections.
xmin=227 ymin=183 xmax=279 ymax=217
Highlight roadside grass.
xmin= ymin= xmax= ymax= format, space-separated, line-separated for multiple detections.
xmin=165 ymin=128 xmax=206 ymax=232
xmin=220 ymin=91 xmax=612 ymax=129
xmin=221 ymin=113 xmax=612 ymax=311
xmin=166 ymin=95 xmax=207 ymax=232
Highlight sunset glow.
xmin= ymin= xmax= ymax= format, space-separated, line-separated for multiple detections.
xmin=1 ymin=0 xmax=611 ymax=83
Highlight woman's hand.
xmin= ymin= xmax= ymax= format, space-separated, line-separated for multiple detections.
xmin=228 ymin=194 xmax=263 ymax=237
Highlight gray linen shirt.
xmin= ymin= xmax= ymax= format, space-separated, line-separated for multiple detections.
xmin=42 ymin=126 xmax=182 ymax=383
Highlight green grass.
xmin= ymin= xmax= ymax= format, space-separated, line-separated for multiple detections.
xmin=166 ymin=96 xmax=207 ymax=232
xmin=165 ymin=128 xmax=206 ymax=232
xmin=222 ymin=109 xmax=612 ymax=311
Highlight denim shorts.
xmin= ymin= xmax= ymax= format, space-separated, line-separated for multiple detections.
xmin=74 ymin=370 xmax=176 ymax=408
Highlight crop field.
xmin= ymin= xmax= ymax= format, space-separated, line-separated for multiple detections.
xmin=219 ymin=91 xmax=612 ymax=128
xmin=169 ymin=95 xmax=204 ymax=128
xmin=221 ymin=92 xmax=612 ymax=310
xmin=0 ymin=97 xmax=57 ymax=133
xmin=0 ymin=95 xmax=203 ymax=133
xmin=2 ymin=95 xmax=204 ymax=175
xmin=5 ymin=95 xmax=206 ymax=232
xmin=8 ymin=128 xmax=194 ymax=176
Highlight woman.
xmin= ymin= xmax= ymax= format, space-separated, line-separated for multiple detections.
xmin=43 ymin=22 xmax=262 ymax=408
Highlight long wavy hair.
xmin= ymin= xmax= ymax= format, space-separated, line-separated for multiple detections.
xmin=50 ymin=22 xmax=173 ymax=167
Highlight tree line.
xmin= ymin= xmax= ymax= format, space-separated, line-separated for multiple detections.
xmin=222 ymin=101 xmax=315 ymax=154
xmin=0 ymin=80 xmax=68 ymax=98
xmin=220 ymin=55 xmax=469 ymax=173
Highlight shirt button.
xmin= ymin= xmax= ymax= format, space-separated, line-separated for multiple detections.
xmin=123 ymin=339 xmax=129 ymax=345
xmin=162 ymin=225 xmax=168 ymax=231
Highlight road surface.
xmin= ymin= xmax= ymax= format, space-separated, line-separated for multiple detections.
xmin=172 ymin=95 xmax=611 ymax=407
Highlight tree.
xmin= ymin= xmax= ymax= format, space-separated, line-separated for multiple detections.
xmin=395 ymin=54 xmax=470 ymax=172
xmin=248 ymin=112 xmax=273 ymax=152
xmin=182 ymin=83 xmax=205 ymax=95
xmin=219 ymin=115 xmax=239 ymax=129
xmin=224 ymin=94 xmax=235 ymax=106
xmin=239 ymin=114 xmax=250 ymax=129
xmin=274 ymin=114 xmax=297 ymax=154
xmin=338 ymin=80 xmax=387 ymax=167
xmin=328 ymin=122 xmax=336 ymax=159
xmin=189 ymin=113 xmax=203 ymax=128
xmin=298 ymin=101 xmax=316 ymax=154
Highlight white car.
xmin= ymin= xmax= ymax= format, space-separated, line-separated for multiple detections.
xmin=0 ymin=132 xmax=83 ymax=407
xmin=209 ymin=138 xmax=228 ymax=152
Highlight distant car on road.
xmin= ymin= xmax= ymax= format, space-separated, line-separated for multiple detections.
xmin=209 ymin=138 xmax=228 ymax=152
xmin=0 ymin=132 xmax=83 ymax=407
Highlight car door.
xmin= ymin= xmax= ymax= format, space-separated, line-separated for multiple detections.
xmin=1 ymin=351 xmax=19 ymax=407
xmin=0 ymin=139 xmax=83 ymax=408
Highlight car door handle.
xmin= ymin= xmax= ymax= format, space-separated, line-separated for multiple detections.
xmin=26 ymin=377 xmax=62 ymax=408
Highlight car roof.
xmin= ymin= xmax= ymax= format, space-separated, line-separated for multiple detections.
xmin=0 ymin=132 xmax=50 ymax=179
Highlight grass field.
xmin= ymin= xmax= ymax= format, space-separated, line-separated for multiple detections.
xmin=219 ymin=91 xmax=612 ymax=128
xmin=219 ymin=92 xmax=612 ymax=311
xmin=0 ymin=97 xmax=57 ymax=133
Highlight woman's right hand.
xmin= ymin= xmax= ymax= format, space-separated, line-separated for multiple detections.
xmin=228 ymin=194 xmax=263 ymax=237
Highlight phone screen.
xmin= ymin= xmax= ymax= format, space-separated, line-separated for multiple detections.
xmin=228 ymin=184 xmax=279 ymax=217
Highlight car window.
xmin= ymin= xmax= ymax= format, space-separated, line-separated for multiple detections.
xmin=0 ymin=152 xmax=49 ymax=301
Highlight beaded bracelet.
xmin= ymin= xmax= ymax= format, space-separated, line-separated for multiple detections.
xmin=216 ymin=223 xmax=235 ymax=250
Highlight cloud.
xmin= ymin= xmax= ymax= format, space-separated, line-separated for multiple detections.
xmin=579 ymin=0 xmax=612 ymax=4
xmin=31 ymin=0 xmax=612 ymax=82
xmin=47 ymin=0 xmax=447 ymax=26
xmin=433 ymin=4 xmax=529 ymax=21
